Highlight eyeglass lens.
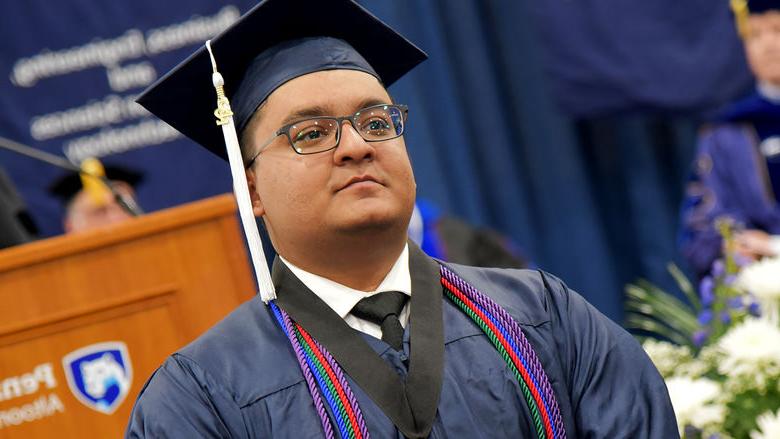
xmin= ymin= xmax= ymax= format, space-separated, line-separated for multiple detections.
xmin=289 ymin=105 xmax=404 ymax=154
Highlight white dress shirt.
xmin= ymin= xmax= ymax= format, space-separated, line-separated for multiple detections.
xmin=280 ymin=244 xmax=412 ymax=340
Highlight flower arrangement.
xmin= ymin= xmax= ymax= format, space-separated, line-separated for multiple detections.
xmin=626 ymin=220 xmax=780 ymax=438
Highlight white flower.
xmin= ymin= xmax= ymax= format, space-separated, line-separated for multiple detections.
xmin=737 ymin=257 xmax=780 ymax=320
xmin=717 ymin=318 xmax=780 ymax=381
xmin=665 ymin=376 xmax=725 ymax=434
xmin=736 ymin=257 xmax=780 ymax=300
xmin=751 ymin=409 xmax=780 ymax=439
xmin=642 ymin=339 xmax=693 ymax=378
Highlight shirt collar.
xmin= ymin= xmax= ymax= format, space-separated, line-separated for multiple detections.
xmin=758 ymin=81 xmax=780 ymax=104
xmin=279 ymin=244 xmax=411 ymax=319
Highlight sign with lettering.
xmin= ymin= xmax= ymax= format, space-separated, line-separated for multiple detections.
xmin=1 ymin=1 xmax=260 ymax=237
xmin=0 ymin=364 xmax=65 ymax=430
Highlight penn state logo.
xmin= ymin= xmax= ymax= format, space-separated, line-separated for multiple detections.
xmin=62 ymin=341 xmax=133 ymax=414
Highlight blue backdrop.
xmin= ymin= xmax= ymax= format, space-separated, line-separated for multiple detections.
xmin=527 ymin=0 xmax=753 ymax=116
xmin=0 ymin=0 xmax=752 ymax=322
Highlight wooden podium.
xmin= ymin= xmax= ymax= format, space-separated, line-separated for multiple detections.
xmin=0 ymin=194 xmax=256 ymax=438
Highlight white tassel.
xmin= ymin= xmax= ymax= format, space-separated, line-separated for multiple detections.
xmin=206 ymin=40 xmax=276 ymax=303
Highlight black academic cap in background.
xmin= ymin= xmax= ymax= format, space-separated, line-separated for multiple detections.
xmin=747 ymin=0 xmax=780 ymax=13
xmin=48 ymin=165 xmax=143 ymax=204
xmin=136 ymin=0 xmax=427 ymax=160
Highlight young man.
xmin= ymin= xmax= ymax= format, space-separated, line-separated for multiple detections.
xmin=126 ymin=0 xmax=676 ymax=437
xmin=680 ymin=0 xmax=780 ymax=275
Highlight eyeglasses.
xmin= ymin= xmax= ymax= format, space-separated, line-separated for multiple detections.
xmin=244 ymin=104 xmax=408 ymax=168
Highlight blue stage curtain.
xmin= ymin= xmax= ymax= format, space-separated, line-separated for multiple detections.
xmin=525 ymin=0 xmax=752 ymax=117
xmin=363 ymin=0 xmax=704 ymax=321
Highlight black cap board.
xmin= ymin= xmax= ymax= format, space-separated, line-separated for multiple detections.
xmin=48 ymin=165 xmax=143 ymax=204
xmin=746 ymin=0 xmax=780 ymax=13
xmin=136 ymin=0 xmax=427 ymax=160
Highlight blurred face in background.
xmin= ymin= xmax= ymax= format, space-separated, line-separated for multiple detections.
xmin=744 ymin=11 xmax=780 ymax=86
xmin=64 ymin=181 xmax=134 ymax=233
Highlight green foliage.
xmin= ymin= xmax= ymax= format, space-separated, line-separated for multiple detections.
xmin=628 ymin=218 xmax=780 ymax=438
xmin=624 ymin=265 xmax=699 ymax=349
xmin=722 ymin=379 xmax=780 ymax=438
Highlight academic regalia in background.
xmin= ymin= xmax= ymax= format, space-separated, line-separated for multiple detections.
xmin=48 ymin=165 xmax=143 ymax=206
xmin=47 ymin=163 xmax=143 ymax=234
xmin=126 ymin=244 xmax=676 ymax=438
xmin=679 ymin=88 xmax=780 ymax=276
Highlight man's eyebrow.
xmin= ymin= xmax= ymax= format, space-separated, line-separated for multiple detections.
xmin=280 ymin=105 xmax=330 ymax=126
xmin=279 ymin=98 xmax=393 ymax=126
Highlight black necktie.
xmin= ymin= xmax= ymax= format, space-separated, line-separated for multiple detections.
xmin=351 ymin=291 xmax=408 ymax=350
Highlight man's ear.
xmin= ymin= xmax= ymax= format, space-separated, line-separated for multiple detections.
xmin=245 ymin=169 xmax=265 ymax=217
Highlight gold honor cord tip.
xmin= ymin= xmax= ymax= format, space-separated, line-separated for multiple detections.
xmin=730 ymin=0 xmax=750 ymax=39
xmin=79 ymin=158 xmax=111 ymax=207
xmin=205 ymin=40 xmax=234 ymax=126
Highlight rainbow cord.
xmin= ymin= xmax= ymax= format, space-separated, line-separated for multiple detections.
xmin=270 ymin=267 xmax=566 ymax=439
xmin=271 ymin=301 xmax=368 ymax=439
xmin=440 ymin=265 xmax=566 ymax=439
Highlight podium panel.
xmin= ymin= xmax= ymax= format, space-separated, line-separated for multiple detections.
xmin=0 ymin=194 xmax=255 ymax=438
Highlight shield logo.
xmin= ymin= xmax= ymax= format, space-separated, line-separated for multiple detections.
xmin=62 ymin=341 xmax=133 ymax=414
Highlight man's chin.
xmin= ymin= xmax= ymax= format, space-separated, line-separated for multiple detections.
xmin=337 ymin=218 xmax=398 ymax=235
xmin=332 ymin=210 xmax=407 ymax=236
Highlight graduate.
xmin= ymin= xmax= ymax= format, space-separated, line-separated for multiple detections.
xmin=126 ymin=0 xmax=677 ymax=437
xmin=680 ymin=0 xmax=780 ymax=276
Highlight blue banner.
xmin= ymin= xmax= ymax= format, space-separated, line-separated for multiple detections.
xmin=0 ymin=1 xmax=261 ymax=237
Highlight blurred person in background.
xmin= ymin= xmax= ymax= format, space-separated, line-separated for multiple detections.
xmin=49 ymin=164 xmax=142 ymax=234
xmin=408 ymin=199 xmax=528 ymax=269
xmin=680 ymin=0 xmax=780 ymax=276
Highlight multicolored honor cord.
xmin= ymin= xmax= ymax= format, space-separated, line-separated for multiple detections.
xmin=270 ymin=266 xmax=567 ymax=439
xmin=270 ymin=301 xmax=369 ymax=439
xmin=440 ymin=265 xmax=566 ymax=439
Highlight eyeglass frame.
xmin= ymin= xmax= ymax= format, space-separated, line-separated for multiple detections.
xmin=244 ymin=103 xmax=409 ymax=169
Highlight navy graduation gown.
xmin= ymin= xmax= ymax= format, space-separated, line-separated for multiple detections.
xmin=679 ymin=93 xmax=780 ymax=275
xmin=126 ymin=247 xmax=676 ymax=438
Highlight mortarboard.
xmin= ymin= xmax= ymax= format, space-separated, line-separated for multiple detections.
xmin=136 ymin=0 xmax=427 ymax=302
xmin=48 ymin=164 xmax=143 ymax=205
xmin=731 ymin=0 xmax=780 ymax=37
xmin=745 ymin=0 xmax=780 ymax=13
xmin=137 ymin=0 xmax=427 ymax=160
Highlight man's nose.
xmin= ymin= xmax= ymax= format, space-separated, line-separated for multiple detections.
xmin=332 ymin=121 xmax=375 ymax=164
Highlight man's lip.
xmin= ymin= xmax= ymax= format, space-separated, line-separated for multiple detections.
xmin=338 ymin=175 xmax=381 ymax=191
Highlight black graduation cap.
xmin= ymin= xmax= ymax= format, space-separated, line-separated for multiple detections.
xmin=746 ymin=0 xmax=780 ymax=13
xmin=137 ymin=0 xmax=427 ymax=160
xmin=48 ymin=165 xmax=143 ymax=204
